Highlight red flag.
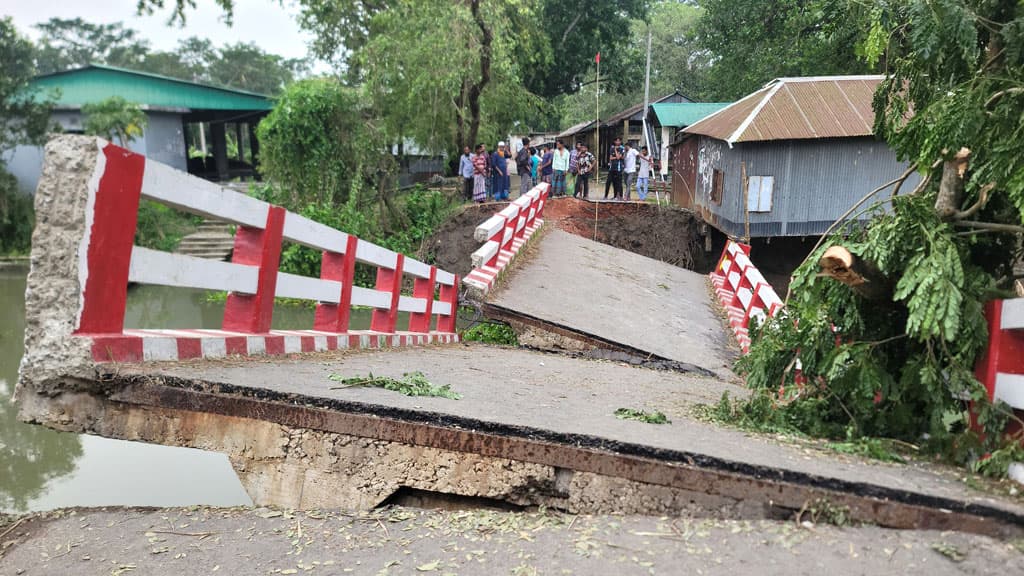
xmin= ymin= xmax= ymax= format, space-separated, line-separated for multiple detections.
xmin=595 ymin=52 xmax=601 ymax=64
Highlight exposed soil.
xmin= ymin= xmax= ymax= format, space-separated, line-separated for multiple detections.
xmin=418 ymin=202 xmax=511 ymax=278
xmin=545 ymin=198 xmax=709 ymax=271
xmin=421 ymin=197 xmax=711 ymax=279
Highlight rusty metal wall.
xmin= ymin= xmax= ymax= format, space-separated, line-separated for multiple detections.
xmin=690 ymin=135 xmax=920 ymax=238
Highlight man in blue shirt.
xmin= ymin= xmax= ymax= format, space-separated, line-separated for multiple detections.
xmin=491 ymin=141 xmax=510 ymax=201
xmin=459 ymin=146 xmax=475 ymax=201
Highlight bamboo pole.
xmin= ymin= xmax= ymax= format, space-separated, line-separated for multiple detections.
xmin=741 ymin=161 xmax=750 ymax=243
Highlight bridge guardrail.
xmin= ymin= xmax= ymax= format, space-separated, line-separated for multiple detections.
xmin=709 ymin=240 xmax=784 ymax=353
xmin=975 ymin=299 xmax=1024 ymax=434
xmin=464 ymin=183 xmax=549 ymax=295
xmin=25 ymin=136 xmax=460 ymax=365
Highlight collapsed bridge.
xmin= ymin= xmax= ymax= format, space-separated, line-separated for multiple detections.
xmin=14 ymin=135 xmax=1024 ymax=537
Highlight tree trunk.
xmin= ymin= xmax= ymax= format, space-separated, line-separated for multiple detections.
xmin=819 ymin=245 xmax=891 ymax=300
xmin=466 ymin=0 xmax=492 ymax=150
xmin=935 ymin=147 xmax=970 ymax=220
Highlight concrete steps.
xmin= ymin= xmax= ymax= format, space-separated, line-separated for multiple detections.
xmin=176 ymin=220 xmax=235 ymax=261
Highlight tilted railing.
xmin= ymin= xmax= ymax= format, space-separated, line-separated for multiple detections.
xmin=464 ymin=183 xmax=549 ymax=294
xmin=709 ymin=240 xmax=784 ymax=353
xmin=45 ymin=137 xmax=459 ymax=363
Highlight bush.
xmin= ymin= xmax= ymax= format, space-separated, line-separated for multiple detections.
xmin=133 ymin=200 xmax=202 ymax=252
xmin=461 ymin=322 xmax=518 ymax=345
xmin=0 ymin=168 xmax=34 ymax=255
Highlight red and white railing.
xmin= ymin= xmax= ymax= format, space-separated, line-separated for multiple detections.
xmin=709 ymin=240 xmax=784 ymax=352
xmin=975 ymin=299 xmax=1024 ymax=426
xmin=464 ymin=183 xmax=549 ymax=294
xmin=73 ymin=140 xmax=459 ymax=363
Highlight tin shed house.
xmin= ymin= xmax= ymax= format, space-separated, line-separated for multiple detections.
xmin=674 ymin=75 xmax=919 ymax=238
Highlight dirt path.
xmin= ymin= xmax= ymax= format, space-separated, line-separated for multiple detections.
xmin=2 ymin=506 xmax=1020 ymax=575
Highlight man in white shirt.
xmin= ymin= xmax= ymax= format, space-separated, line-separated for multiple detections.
xmin=637 ymin=146 xmax=653 ymax=201
xmin=623 ymin=142 xmax=640 ymax=200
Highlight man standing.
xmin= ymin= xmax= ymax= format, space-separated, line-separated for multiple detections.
xmin=637 ymin=146 xmax=653 ymax=201
xmin=491 ymin=141 xmax=509 ymax=201
xmin=516 ymin=137 xmax=533 ymax=197
xmin=540 ymin=144 xmax=553 ymax=185
xmin=567 ymin=141 xmax=580 ymax=195
xmin=472 ymin=143 xmax=489 ymax=203
xmin=623 ymin=142 xmax=639 ymax=201
xmin=604 ymin=137 xmax=624 ymax=200
xmin=575 ymin=143 xmax=595 ymax=199
xmin=551 ymin=140 xmax=570 ymax=197
xmin=459 ymin=145 xmax=475 ymax=201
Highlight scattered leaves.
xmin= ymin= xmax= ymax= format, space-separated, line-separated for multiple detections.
xmin=615 ymin=408 xmax=671 ymax=424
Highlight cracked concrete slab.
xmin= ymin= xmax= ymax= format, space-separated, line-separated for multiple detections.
xmin=488 ymin=229 xmax=735 ymax=376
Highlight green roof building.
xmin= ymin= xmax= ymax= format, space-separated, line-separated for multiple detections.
xmin=9 ymin=64 xmax=275 ymax=192
xmin=645 ymin=102 xmax=731 ymax=177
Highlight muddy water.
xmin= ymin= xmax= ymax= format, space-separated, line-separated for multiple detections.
xmin=0 ymin=265 xmax=371 ymax=513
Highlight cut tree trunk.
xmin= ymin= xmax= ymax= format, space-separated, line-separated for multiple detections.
xmin=819 ymin=246 xmax=891 ymax=300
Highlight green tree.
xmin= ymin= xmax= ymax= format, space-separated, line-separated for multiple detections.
xmin=82 ymin=97 xmax=148 ymax=146
xmin=32 ymin=18 xmax=150 ymax=74
xmin=697 ymin=0 xmax=876 ymax=100
xmin=740 ymin=0 xmax=1024 ymax=472
xmin=256 ymin=78 xmax=391 ymax=208
xmin=1 ymin=18 xmax=55 ymax=254
xmin=206 ymin=42 xmax=308 ymax=95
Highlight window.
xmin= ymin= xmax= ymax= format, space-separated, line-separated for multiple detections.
xmin=746 ymin=175 xmax=774 ymax=213
xmin=711 ymin=169 xmax=724 ymax=205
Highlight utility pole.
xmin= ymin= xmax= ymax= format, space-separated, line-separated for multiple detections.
xmin=595 ymin=52 xmax=601 ymax=184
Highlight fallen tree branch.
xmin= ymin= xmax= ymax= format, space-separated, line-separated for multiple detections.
xmin=952 ymin=182 xmax=995 ymax=220
xmin=818 ymin=245 xmax=892 ymax=300
xmin=952 ymin=220 xmax=1024 ymax=234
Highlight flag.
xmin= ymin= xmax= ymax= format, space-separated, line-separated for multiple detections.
xmin=595 ymin=52 xmax=600 ymax=63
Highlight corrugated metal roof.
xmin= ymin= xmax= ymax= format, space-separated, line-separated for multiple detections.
xmin=602 ymin=92 xmax=690 ymax=126
xmin=558 ymin=119 xmax=595 ymax=138
xmin=30 ymin=64 xmax=274 ymax=111
xmin=650 ymin=102 xmax=732 ymax=128
xmin=683 ymin=75 xmax=884 ymax=144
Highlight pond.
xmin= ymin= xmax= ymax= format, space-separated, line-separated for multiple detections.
xmin=0 ymin=265 xmax=375 ymax=513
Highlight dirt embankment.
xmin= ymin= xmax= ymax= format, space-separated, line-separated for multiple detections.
xmin=421 ymin=198 xmax=710 ymax=277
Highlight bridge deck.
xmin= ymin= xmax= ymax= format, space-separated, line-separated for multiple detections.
xmin=127 ymin=345 xmax=1024 ymax=526
xmin=487 ymin=229 xmax=735 ymax=376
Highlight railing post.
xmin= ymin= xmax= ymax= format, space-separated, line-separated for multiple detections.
xmin=408 ymin=266 xmax=437 ymax=333
xmin=371 ymin=254 xmax=404 ymax=333
xmin=437 ymin=275 xmax=460 ymax=333
xmin=486 ymin=216 xmax=506 ymax=268
xmin=75 ymin=144 xmax=145 ymax=335
xmin=223 ymin=205 xmax=286 ymax=333
xmin=314 ymin=234 xmax=359 ymax=333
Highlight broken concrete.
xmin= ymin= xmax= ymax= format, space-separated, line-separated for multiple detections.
xmin=488 ymin=229 xmax=736 ymax=377
xmin=16 ymin=136 xmax=105 ymax=396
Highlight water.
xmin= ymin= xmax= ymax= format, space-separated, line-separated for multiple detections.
xmin=0 ymin=267 xmax=377 ymax=514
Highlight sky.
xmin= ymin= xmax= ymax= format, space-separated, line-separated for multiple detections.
xmin=4 ymin=0 xmax=315 ymax=61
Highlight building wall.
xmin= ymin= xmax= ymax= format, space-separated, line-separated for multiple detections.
xmin=4 ymin=110 xmax=184 ymax=194
xmin=684 ymin=135 xmax=920 ymax=237
xmin=144 ymin=112 xmax=187 ymax=172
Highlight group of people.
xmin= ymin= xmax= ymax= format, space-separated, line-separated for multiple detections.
xmin=602 ymin=137 xmax=655 ymax=201
xmin=458 ymin=135 xmax=653 ymax=203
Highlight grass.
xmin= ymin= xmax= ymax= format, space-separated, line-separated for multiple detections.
xmin=614 ymin=408 xmax=671 ymax=425
xmin=461 ymin=322 xmax=519 ymax=345
xmin=328 ymin=371 xmax=461 ymax=399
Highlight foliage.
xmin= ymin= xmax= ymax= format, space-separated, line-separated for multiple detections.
xmin=328 ymin=371 xmax=462 ymax=399
xmin=32 ymin=18 xmax=149 ymax=74
xmin=0 ymin=170 xmax=34 ymax=255
xmin=82 ymin=97 xmax=147 ymax=145
xmin=461 ymin=322 xmax=519 ymax=346
xmin=1 ymin=18 xmax=55 ymax=152
xmin=0 ymin=18 xmax=52 ymax=256
xmin=256 ymin=78 xmax=391 ymax=208
xmin=696 ymin=0 xmax=877 ymax=100
xmin=133 ymin=200 xmax=201 ymax=252
xmin=614 ymin=407 xmax=671 ymax=424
